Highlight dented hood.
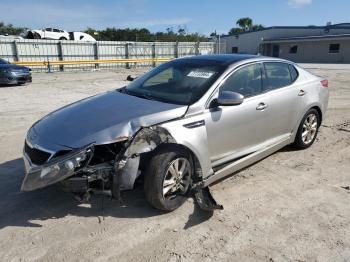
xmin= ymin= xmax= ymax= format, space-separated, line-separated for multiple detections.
xmin=31 ymin=91 xmax=187 ymax=148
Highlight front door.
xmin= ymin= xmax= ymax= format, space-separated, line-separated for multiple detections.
xmin=43 ymin=28 xmax=53 ymax=39
xmin=204 ymin=63 xmax=270 ymax=166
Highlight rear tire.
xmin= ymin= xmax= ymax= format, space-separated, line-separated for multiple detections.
xmin=144 ymin=146 xmax=192 ymax=211
xmin=59 ymin=37 xmax=67 ymax=40
xmin=293 ymin=108 xmax=320 ymax=149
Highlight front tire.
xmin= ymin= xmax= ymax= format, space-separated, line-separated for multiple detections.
xmin=293 ymin=108 xmax=320 ymax=149
xmin=144 ymin=146 xmax=192 ymax=211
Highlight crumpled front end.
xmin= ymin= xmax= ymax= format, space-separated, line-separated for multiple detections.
xmin=21 ymin=124 xmax=223 ymax=211
xmin=21 ymin=126 xmax=176 ymax=194
xmin=22 ymin=143 xmax=94 ymax=191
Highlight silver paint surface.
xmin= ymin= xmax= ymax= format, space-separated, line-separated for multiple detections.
xmin=30 ymin=91 xmax=187 ymax=148
xmin=23 ymin=55 xmax=329 ymax=189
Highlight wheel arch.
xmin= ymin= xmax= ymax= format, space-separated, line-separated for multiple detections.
xmin=140 ymin=143 xmax=203 ymax=182
xmin=310 ymin=105 xmax=322 ymax=126
xmin=291 ymin=103 xmax=323 ymax=143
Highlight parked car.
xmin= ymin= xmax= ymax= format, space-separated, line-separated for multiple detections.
xmin=69 ymin=32 xmax=96 ymax=42
xmin=0 ymin=58 xmax=32 ymax=85
xmin=26 ymin=28 xmax=96 ymax=41
xmin=21 ymin=55 xmax=329 ymax=211
xmin=27 ymin=28 xmax=70 ymax=40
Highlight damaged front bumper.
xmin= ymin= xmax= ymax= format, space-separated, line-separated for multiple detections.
xmin=21 ymin=144 xmax=93 ymax=191
xmin=21 ymin=126 xmax=223 ymax=211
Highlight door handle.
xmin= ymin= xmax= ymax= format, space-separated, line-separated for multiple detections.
xmin=298 ymin=90 xmax=306 ymax=96
xmin=256 ymin=102 xmax=268 ymax=111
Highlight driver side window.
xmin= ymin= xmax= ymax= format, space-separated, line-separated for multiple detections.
xmin=220 ymin=63 xmax=263 ymax=97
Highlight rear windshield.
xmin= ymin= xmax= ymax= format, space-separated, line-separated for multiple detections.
xmin=125 ymin=60 xmax=227 ymax=105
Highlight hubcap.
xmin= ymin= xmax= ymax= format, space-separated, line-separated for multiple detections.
xmin=302 ymin=113 xmax=318 ymax=144
xmin=162 ymin=158 xmax=191 ymax=199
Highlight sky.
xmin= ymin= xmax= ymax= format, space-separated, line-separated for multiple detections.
xmin=1 ymin=0 xmax=350 ymax=35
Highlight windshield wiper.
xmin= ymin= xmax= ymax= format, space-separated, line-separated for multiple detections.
xmin=121 ymin=88 xmax=155 ymax=101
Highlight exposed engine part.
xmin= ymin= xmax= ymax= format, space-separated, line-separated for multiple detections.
xmin=74 ymin=191 xmax=91 ymax=203
xmin=111 ymin=126 xmax=176 ymax=200
xmin=89 ymin=143 xmax=124 ymax=165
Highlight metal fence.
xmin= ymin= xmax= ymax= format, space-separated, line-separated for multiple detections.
xmin=0 ymin=39 xmax=216 ymax=72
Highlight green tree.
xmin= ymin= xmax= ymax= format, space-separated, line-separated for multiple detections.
xmin=84 ymin=27 xmax=207 ymax=42
xmin=251 ymin=24 xmax=265 ymax=31
xmin=236 ymin=17 xmax=253 ymax=31
xmin=228 ymin=27 xmax=243 ymax=34
xmin=228 ymin=18 xmax=264 ymax=35
xmin=0 ymin=21 xmax=27 ymax=35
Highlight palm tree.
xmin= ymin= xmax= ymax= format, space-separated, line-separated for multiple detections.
xmin=236 ymin=17 xmax=253 ymax=31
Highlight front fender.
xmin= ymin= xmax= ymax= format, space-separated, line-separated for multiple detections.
xmin=160 ymin=117 xmax=213 ymax=179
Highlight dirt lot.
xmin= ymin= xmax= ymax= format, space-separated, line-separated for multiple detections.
xmin=0 ymin=65 xmax=349 ymax=262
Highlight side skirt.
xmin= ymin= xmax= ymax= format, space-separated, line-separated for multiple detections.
xmin=202 ymin=137 xmax=292 ymax=187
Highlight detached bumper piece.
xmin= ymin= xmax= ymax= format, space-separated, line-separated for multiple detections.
xmin=21 ymin=145 xmax=93 ymax=191
xmin=194 ymin=186 xmax=223 ymax=211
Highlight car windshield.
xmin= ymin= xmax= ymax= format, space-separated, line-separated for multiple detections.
xmin=0 ymin=58 xmax=9 ymax=64
xmin=124 ymin=60 xmax=226 ymax=105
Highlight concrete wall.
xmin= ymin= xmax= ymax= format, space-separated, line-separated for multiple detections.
xmin=268 ymin=39 xmax=350 ymax=63
xmin=222 ymin=28 xmax=350 ymax=55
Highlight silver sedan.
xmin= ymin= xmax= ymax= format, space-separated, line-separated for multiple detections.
xmin=22 ymin=54 xmax=329 ymax=211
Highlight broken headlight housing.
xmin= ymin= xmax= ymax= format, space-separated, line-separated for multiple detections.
xmin=21 ymin=145 xmax=93 ymax=191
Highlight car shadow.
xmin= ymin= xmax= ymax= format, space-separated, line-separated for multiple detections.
xmin=0 ymin=83 xmax=26 ymax=88
xmin=0 ymin=158 xmax=212 ymax=229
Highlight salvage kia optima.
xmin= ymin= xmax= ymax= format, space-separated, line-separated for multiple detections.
xmin=22 ymin=55 xmax=329 ymax=211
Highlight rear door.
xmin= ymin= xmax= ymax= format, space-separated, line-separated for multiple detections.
xmin=261 ymin=62 xmax=302 ymax=142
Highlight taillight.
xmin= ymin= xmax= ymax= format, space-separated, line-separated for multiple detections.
xmin=321 ymin=79 xmax=328 ymax=88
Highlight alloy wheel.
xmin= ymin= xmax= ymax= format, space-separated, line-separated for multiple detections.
xmin=302 ymin=113 xmax=318 ymax=145
xmin=162 ymin=158 xmax=191 ymax=199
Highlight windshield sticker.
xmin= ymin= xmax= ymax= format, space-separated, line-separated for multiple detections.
xmin=187 ymin=70 xmax=215 ymax=79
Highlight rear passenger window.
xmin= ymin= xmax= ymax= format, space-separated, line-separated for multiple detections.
xmin=220 ymin=63 xmax=263 ymax=97
xmin=289 ymin=64 xmax=298 ymax=82
xmin=264 ymin=62 xmax=291 ymax=90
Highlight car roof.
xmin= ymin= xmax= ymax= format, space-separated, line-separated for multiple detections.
xmin=177 ymin=54 xmax=283 ymax=66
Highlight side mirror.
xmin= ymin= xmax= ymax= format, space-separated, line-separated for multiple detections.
xmin=126 ymin=75 xmax=136 ymax=81
xmin=215 ymin=91 xmax=244 ymax=106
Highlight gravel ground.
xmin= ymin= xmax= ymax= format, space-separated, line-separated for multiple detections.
xmin=0 ymin=65 xmax=349 ymax=262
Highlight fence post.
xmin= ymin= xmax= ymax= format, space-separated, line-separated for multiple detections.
xmin=94 ymin=42 xmax=99 ymax=69
xmin=125 ymin=43 xmax=130 ymax=69
xmin=174 ymin=41 xmax=179 ymax=58
xmin=47 ymin=56 xmax=51 ymax=73
xmin=152 ymin=43 xmax=156 ymax=67
xmin=58 ymin=41 xmax=64 ymax=72
xmin=13 ymin=40 xmax=20 ymax=61
xmin=195 ymin=41 xmax=200 ymax=55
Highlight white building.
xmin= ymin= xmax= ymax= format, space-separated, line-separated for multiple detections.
xmin=220 ymin=23 xmax=350 ymax=63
